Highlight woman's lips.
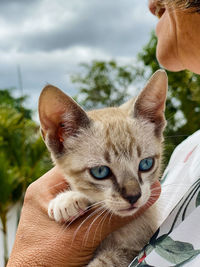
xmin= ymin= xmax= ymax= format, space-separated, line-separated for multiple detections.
xmin=148 ymin=0 xmax=166 ymax=18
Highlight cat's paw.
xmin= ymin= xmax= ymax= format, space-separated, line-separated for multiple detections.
xmin=48 ymin=191 xmax=90 ymax=222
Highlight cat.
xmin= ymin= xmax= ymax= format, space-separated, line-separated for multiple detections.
xmin=38 ymin=69 xmax=168 ymax=266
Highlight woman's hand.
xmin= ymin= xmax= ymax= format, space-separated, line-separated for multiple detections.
xmin=7 ymin=166 xmax=161 ymax=267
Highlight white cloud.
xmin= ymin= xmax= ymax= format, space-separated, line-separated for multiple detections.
xmin=0 ymin=0 xmax=158 ymax=113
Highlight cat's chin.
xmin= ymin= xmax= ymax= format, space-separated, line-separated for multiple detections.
xmin=114 ymin=206 xmax=139 ymax=217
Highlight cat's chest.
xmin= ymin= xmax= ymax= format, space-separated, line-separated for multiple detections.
xmin=103 ymin=205 xmax=158 ymax=250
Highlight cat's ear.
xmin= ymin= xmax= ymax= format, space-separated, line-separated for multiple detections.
xmin=134 ymin=69 xmax=168 ymax=137
xmin=39 ymin=85 xmax=90 ymax=156
xmin=123 ymin=70 xmax=167 ymax=137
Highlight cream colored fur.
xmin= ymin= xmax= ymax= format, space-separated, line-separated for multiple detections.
xmin=39 ymin=70 xmax=168 ymax=266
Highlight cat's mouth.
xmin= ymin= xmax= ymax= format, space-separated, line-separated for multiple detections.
xmin=117 ymin=205 xmax=138 ymax=216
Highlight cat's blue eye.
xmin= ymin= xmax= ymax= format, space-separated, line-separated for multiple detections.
xmin=90 ymin=166 xmax=111 ymax=179
xmin=139 ymin=157 xmax=154 ymax=172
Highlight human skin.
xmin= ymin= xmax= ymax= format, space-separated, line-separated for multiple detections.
xmin=7 ymin=166 xmax=161 ymax=267
xmin=149 ymin=0 xmax=200 ymax=74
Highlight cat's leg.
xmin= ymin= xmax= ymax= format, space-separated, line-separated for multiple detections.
xmin=48 ymin=191 xmax=90 ymax=222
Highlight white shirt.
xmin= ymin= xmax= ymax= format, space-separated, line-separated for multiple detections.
xmin=129 ymin=130 xmax=200 ymax=267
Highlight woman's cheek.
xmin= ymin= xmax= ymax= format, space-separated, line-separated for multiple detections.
xmin=156 ymin=9 xmax=184 ymax=71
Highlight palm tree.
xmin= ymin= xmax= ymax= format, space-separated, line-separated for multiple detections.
xmin=0 ymin=90 xmax=52 ymax=266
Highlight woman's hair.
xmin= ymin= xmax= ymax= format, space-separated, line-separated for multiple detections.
xmin=159 ymin=0 xmax=200 ymax=13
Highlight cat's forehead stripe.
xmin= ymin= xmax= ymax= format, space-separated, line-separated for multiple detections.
xmin=137 ymin=146 xmax=141 ymax=157
xmin=105 ymin=123 xmax=135 ymax=159
xmin=106 ymin=137 xmax=120 ymax=157
xmin=138 ymin=170 xmax=143 ymax=184
xmin=68 ymin=167 xmax=87 ymax=177
xmin=104 ymin=151 xmax=111 ymax=163
xmin=126 ymin=123 xmax=135 ymax=158
xmin=150 ymin=166 xmax=159 ymax=178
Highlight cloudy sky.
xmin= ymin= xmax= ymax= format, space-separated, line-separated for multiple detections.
xmin=0 ymin=0 xmax=157 ymax=115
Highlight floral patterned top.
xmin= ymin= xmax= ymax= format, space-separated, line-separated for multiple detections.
xmin=129 ymin=130 xmax=200 ymax=267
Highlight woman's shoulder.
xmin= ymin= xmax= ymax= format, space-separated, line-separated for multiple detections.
xmin=168 ymin=129 xmax=200 ymax=166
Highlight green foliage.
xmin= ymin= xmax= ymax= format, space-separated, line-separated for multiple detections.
xmin=138 ymin=32 xmax=159 ymax=73
xmin=71 ymin=60 xmax=143 ymax=109
xmin=0 ymin=95 xmax=51 ymax=212
xmin=0 ymin=88 xmax=32 ymax=119
xmin=0 ymin=89 xmax=52 ymax=265
xmin=138 ymin=32 xmax=200 ymax=165
xmin=0 ymin=152 xmax=20 ymax=208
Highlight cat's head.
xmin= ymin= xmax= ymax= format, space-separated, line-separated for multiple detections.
xmin=39 ymin=70 xmax=167 ymax=217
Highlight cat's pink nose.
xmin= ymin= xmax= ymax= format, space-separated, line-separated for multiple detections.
xmin=125 ymin=193 xmax=141 ymax=205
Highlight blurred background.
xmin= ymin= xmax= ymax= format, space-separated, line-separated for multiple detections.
xmin=0 ymin=1 xmax=200 ymax=266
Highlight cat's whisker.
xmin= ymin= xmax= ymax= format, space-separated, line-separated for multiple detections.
xmin=55 ymin=202 xmax=105 ymax=241
xmin=40 ymin=181 xmax=69 ymax=193
xmin=151 ymin=188 xmax=161 ymax=193
xmin=84 ymin=209 xmax=108 ymax=247
xmin=150 ymin=195 xmax=160 ymax=198
xmin=71 ymin=206 xmax=104 ymax=248
xmin=148 ymin=197 xmax=160 ymax=203
xmin=81 ymin=209 xmax=108 ymax=250
xmin=108 ymin=211 xmax=114 ymax=226
xmin=54 ymin=213 xmax=82 ymax=242
xmin=145 ymin=200 xmax=157 ymax=209
xmin=146 ymin=199 xmax=157 ymax=206
xmin=150 ymin=188 xmax=161 ymax=193
xmin=148 ymin=196 xmax=157 ymax=201
xmin=150 ymin=197 xmax=162 ymax=202
xmin=162 ymin=108 xmax=177 ymax=127
xmin=147 ymin=195 xmax=161 ymax=204
xmin=87 ymin=201 xmax=105 ymax=209
xmin=82 ymin=207 xmax=108 ymax=247
xmin=57 ymin=201 xmax=104 ymax=239
xmin=54 ymin=206 xmax=104 ymax=246
xmin=98 ymin=210 xmax=111 ymax=245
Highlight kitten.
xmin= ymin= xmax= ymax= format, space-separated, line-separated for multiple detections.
xmin=39 ymin=70 xmax=168 ymax=266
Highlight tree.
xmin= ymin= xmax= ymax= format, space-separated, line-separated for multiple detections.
xmin=0 ymin=88 xmax=32 ymax=119
xmin=0 ymin=89 xmax=52 ymax=266
xmin=71 ymin=60 xmax=143 ymax=110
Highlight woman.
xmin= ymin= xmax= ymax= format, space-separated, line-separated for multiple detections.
xmin=130 ymin=1 xmax=200 ymax=266
xmin=149 ymin=0 xmax=200 ymax=74
xmin=7 ymin=0 xmax=200 ymax=266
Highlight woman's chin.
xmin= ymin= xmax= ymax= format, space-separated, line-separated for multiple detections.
xmin=156 ymin=46 xmax=184 ymax=72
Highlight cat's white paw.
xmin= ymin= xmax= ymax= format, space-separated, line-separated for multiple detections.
xmin=48 ymin=191 xmax=90 ymax=222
